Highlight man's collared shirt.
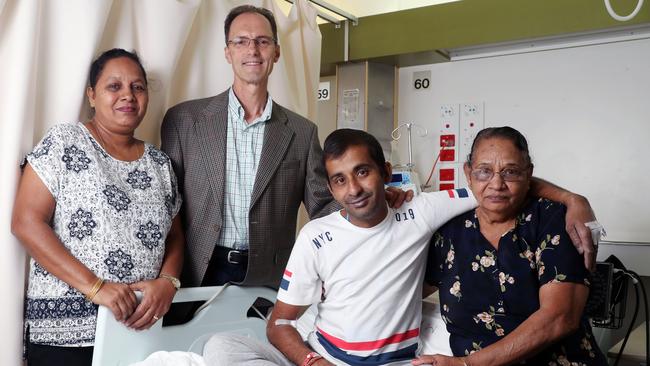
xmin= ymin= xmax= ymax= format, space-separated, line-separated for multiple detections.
xmin=218 ymin=87 xmax=273 ymax=250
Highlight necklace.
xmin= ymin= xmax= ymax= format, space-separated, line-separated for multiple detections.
xmin=87 ymin=120 xmax=143 ymax=161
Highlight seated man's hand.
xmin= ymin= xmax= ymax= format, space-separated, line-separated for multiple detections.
xmin=314 ymin=358 xmax=335 ymax=366
xmin=412 ymin=354 xmax=466 ymax=366
xmin=565 ymin=194 xmax=597 ymax=271
xmin=385 ymin=186 xmax=414 ymax=209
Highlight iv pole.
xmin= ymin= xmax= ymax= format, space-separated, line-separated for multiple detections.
xmin=391 ymin=123 xmax=428 ymax=169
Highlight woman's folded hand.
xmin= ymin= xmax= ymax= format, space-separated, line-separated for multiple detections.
xmin=124 ymin=278 xmax=177 ymax=330
xmin=92 ymin=281 xmax=138 ymax=323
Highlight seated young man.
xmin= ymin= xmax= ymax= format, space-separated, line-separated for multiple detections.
xmin=203 ymin=129 xmax=595 ymax=366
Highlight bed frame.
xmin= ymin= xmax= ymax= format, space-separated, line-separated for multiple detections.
xmin=92 ymin=287 xmax=451 ymax=365
xmin=92 ymin=285 xmax=277 ymax=366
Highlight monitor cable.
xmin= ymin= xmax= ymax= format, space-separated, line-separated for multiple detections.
xmin=423 ymin=144 xmax=445 ymax=189
xmin=612 ymin=269 xmax=648 ymax=366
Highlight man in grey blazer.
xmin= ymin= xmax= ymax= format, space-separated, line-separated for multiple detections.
xmin=161 ymin=5 xmax=338 ymax=290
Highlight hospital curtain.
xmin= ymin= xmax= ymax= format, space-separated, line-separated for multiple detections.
xmin=0 ymin=1 xmax=321 ymax=364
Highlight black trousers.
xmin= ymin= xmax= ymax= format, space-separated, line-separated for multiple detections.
xmin=200 ymin=245 xmax=248 ymax=286
xmin=27 ymin=342 xmax=93 ymax=366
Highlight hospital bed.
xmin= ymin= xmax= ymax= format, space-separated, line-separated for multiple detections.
xmin=92 ymin=285 xmax=277 ymax=365
xmin=92 ymin=286 xmax=451 ymax=365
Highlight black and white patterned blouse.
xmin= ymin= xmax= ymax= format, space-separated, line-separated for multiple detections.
xmin=24 ymin=122 xmax=181 ymax=347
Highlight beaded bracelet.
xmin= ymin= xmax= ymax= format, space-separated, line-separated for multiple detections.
xmin=301 ymin=351 xmax=322 ymax=366
xmin=86 ymin=277 xmax=104 ymax=301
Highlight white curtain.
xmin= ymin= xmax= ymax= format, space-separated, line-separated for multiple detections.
xmin=0 ymin=0 xmax=321 ymax=364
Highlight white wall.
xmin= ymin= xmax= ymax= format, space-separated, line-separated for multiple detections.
xmin=397 ymin=37 xmax=650 ymax=246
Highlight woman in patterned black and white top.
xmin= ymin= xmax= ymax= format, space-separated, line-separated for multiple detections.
xmin=12 ymin=49 xmax=185 ymax=366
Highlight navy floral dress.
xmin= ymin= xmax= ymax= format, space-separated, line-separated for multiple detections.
xmin=426 ymin=198 xmax=607 ymax=365
xmin=23 ymin=122 xmax=181 ymax=347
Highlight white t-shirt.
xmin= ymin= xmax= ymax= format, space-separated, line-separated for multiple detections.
xmin=277 ymin=189 xmax=476 ymax=365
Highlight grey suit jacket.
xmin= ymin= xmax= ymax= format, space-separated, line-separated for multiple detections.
xmin=161 ymin=91 xmax=339 ymax=288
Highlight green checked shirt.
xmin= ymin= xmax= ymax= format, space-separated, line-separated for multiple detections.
xmin=218 ymin=88 xmax=273 ymax=249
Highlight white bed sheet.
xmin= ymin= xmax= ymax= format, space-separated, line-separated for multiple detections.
xmin=130 ymin=351 xmax=206 ymax=366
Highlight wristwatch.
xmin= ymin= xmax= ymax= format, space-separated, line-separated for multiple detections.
xmin=159 ymin=274 xmax=181 ymax=290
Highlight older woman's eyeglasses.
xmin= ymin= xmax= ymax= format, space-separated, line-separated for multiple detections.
xmin=227 ymin=36 xmax=276 ymax=49
xmin=471 ymin=167 xmax=529 ymax=182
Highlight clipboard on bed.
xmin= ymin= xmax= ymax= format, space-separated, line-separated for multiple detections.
xmin=92 ymin=285 xmax=277 ymax=366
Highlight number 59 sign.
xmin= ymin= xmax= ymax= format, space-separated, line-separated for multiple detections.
xmin=318 ymin=81 xmax=330 ymax=101
xmin=412 ymin=70 xmax=431 ymax=91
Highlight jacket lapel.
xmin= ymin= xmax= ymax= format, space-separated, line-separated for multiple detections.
xmin=194 ymin=92 xmax=229 ymax=217
xmin=251 ymin=103 xmax=293 ymax=207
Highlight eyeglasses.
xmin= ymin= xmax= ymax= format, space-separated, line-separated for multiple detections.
xmin=227 ymin=36 xmax=276 ymax=49
xmin=470 ymin=166 xmax=529 ymax=182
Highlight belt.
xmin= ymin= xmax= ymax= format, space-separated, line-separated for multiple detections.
xmin=213 ymin=245 xmax=249 ymax=265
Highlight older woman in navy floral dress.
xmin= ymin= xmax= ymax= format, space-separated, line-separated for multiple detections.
xmin=12 ymin=49 xmax=184 ymax=366
xmin=415 ymin=127 xmax=607 ymax=366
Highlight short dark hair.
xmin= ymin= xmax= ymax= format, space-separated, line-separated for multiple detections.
xmin=467 ymin=126 xmax=532 ymax=167
xmin=323 ymin=129 xmax=389 ymax=178
xmin=224 ymin=5 xmax=278 ymax=44
xmin=89 ymin=48 xmax=147 ymax=89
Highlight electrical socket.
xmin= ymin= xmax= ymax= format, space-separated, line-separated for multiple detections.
xmin=463 ymin=104 xmax=479 ymax=116
xmin=439 ymin=104 xmax=459 ymax=163
xmin=440 ymin=105 xmax=455 ymax=119
xmin=460 ymin=102 xmax=484 ymax=163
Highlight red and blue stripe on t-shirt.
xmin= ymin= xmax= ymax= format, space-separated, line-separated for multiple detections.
xmin=280 ymin=269 xmax=292 ymax=291
xmin=316 ymin=327 xmax=419 ymax=365
xmin=446 ymin=188 xmax=469 ymax=199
